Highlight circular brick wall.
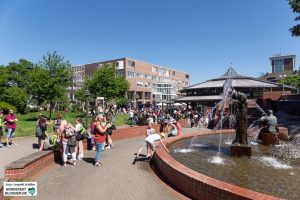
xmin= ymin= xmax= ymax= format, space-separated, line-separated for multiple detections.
xmin=153 ymin=129 xmax=282 ymax=200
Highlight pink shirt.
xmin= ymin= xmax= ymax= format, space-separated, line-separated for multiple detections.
xmin=4 ymin=114 xmax=17 ymax=129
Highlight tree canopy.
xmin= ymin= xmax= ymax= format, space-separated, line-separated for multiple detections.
xmin=280 ymin=73 xmax=300 ymax=88
xmin=288 ymin=0 xmax=300 ymax=36
xmin=79 ymin=63 xmax=129 ymax=105
xmin=0 ymin=52 xmax=72 ymax=115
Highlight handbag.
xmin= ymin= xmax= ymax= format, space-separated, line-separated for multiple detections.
xmin=35 ymin=126 xmax=43 ymax=137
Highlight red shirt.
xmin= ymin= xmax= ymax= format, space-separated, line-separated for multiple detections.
xmin=94 ymin=123 xmax=106 ymax=143
xmin=4 ymin=114 xmax=17 ymax=129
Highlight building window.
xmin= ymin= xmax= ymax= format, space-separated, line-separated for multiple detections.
xmin=274 ymin=59 xmax=284 ymax=73
xmin=172 ymin=71 xmax=176 ymax=76
xmin=116 ymin=61 xmax=124 ymax=69
xmin=116 ymin=69 xmax=125 ymax=77
xmin=152 ymin=66 xmax=158 ymax=73
xmin=144 ymin=74 xmax=152 ymax=79
xmin=128 ymin=71 xmax=135 ymax=78
xmin=127 ymin=60 xmax=135 ymax=68
xmin=158 ymin=68 xmax=167 ymax=76
xmin=136 ymin=73 xmax=144 ymax=78
xmin=152 ymin=76 xmax=158 ymax=81
xmin=137 ymin=82 xmax=144 ymax=87
xmin=144 ymin=82 xmax=151 ymax=88
xmin=185 ymin=74 xmax=189 ymax=79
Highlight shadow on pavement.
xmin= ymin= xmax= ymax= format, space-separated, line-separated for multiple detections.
xmin=82 ymin=157 xmax=95 ymax=164
xmin=132 ymin=154 xmax=151 ymax=165
xmin=32 ymin=143 xmax=39 ymax=149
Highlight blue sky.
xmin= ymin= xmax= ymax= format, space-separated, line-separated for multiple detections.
xmin=0 ymin=0 xmax=299 ymax=84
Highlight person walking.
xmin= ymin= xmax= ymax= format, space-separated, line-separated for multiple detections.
xmin=4 ymin=110 xmax=18 ymax=147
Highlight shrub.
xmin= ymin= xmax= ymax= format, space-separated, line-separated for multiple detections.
xmin=0 ymin=102 xmax=17 ymax=114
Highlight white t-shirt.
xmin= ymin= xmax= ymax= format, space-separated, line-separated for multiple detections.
xmin=129 ymin=111 xmax=134 ymax=118
xmin=145 ymin=133 xmax=161 ymax=145
xmin=146 ymin=127 xmax=155 ymax=136
xmin=147 ymin=117 xmax=154 ymax=124
xmin=75 ymin=123 xmax=82 ymax=132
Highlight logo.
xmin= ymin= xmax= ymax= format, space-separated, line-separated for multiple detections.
xmin=4 ymin=182 xmax=37 ymax=196
xmin=28 ymin=187 xmax=36 ymax=195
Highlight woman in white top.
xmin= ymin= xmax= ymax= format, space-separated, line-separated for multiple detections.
xmin=75 ymin=117 xmax=84 ymax=159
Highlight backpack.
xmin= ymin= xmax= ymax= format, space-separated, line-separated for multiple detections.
xmin=64 ymin=126 xmax=75 ymax=138
xmin=76 ymin=125 xmax=87 ymax=141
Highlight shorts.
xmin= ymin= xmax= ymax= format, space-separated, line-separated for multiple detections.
xmin=143 ymin=141 xmax=155 ymax=150
xmin=6 ymin=128 xmax=15 ymax=139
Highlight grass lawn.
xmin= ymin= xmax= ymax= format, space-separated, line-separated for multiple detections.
xmin=13 ymin=112 xmax=129 ymax=138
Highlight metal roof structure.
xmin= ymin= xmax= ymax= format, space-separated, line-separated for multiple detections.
xmin=186 ymin=67 xmax=293 ymax=90
xmin=175 ymin=95 xmax=222 ymax=102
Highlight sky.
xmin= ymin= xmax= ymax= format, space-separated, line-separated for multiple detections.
xmin=0 ymin=0 xmax=299 ymax=84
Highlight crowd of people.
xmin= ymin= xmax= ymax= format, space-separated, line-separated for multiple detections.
xmin=0 ymin=104 xmax=212 ymax=168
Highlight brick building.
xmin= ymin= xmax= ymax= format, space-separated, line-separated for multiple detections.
xmin=70 ymin=58 xmax=190 ymax=106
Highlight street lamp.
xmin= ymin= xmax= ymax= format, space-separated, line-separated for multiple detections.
xmin=279 ymin=75 xmax=287 ymax=91
xmin=84 ymin=89 xmax=90 ymax=129
xmin=135 ymin=94 xmax=140 ymax=110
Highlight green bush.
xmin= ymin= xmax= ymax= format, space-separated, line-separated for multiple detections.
xmin=0 ymin=102 xmax=17 ymax=114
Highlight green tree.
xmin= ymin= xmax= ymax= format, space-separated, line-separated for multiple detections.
xmin=85 ymin=64 xmax=129 ymax=104
xmin=0 ymin=66 xmax=8 ymax=91
xmin=28 ymin=67 xmax=49 ymax=106
xmin=6 ymin=59 xmax=33 ymax=90
xmin=280 ymin=74 xmax=300 ymax=88
xmin=30 ymin=51 xmax=72 ymax=118
xmin=288 ymin=0 xmax=300 ymax=36
xmin=0 ymin=87 xmax=28 ymax=113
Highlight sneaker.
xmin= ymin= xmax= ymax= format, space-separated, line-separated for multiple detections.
xmin=73 ymin=161 xmax=76 ymax=166
xmin=105 ymin=146 xmax=111 ymax=149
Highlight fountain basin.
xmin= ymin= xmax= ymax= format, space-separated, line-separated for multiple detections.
xmin=154 ymin=130 xmax=283 ymax=200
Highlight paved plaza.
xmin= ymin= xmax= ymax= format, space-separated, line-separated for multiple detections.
xmin=0 ymin=127 xmax=200 ymax=200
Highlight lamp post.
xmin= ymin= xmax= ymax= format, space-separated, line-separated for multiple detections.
xmin=84 ymin=89 xmax=90 ymax=129
xmin=135 ymin=94 xmax=140 ymax=110
xmin=279 ymin=75 xmax=287 ymax=91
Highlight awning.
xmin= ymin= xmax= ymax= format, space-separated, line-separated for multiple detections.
xmin=175 ymin=95 xmax=222 ymax=102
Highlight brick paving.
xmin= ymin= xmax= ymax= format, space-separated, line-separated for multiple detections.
xmin=20 ymin=132 xmax=200 ymax=200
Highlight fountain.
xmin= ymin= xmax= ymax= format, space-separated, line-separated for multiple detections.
xmin=161 ymin=75 xmax=300 ymax=199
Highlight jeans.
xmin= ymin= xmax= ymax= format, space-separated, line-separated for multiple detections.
xmin=62 ymin=142 xmax=76 ymax=162
xmin=95 ymin=142 xmax=104 ymax=162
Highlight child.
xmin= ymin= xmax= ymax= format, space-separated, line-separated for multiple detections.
xmin=135 ymin=133 xmax=169 ymax=159
xmin=75 ymin=117 xmax=85 ymax=159
xmin=146 ymin=122 xmax=155 ymax=136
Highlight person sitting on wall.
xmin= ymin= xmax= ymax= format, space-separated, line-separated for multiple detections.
xmin=256 ymin=110 xmax=278 ymax=140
